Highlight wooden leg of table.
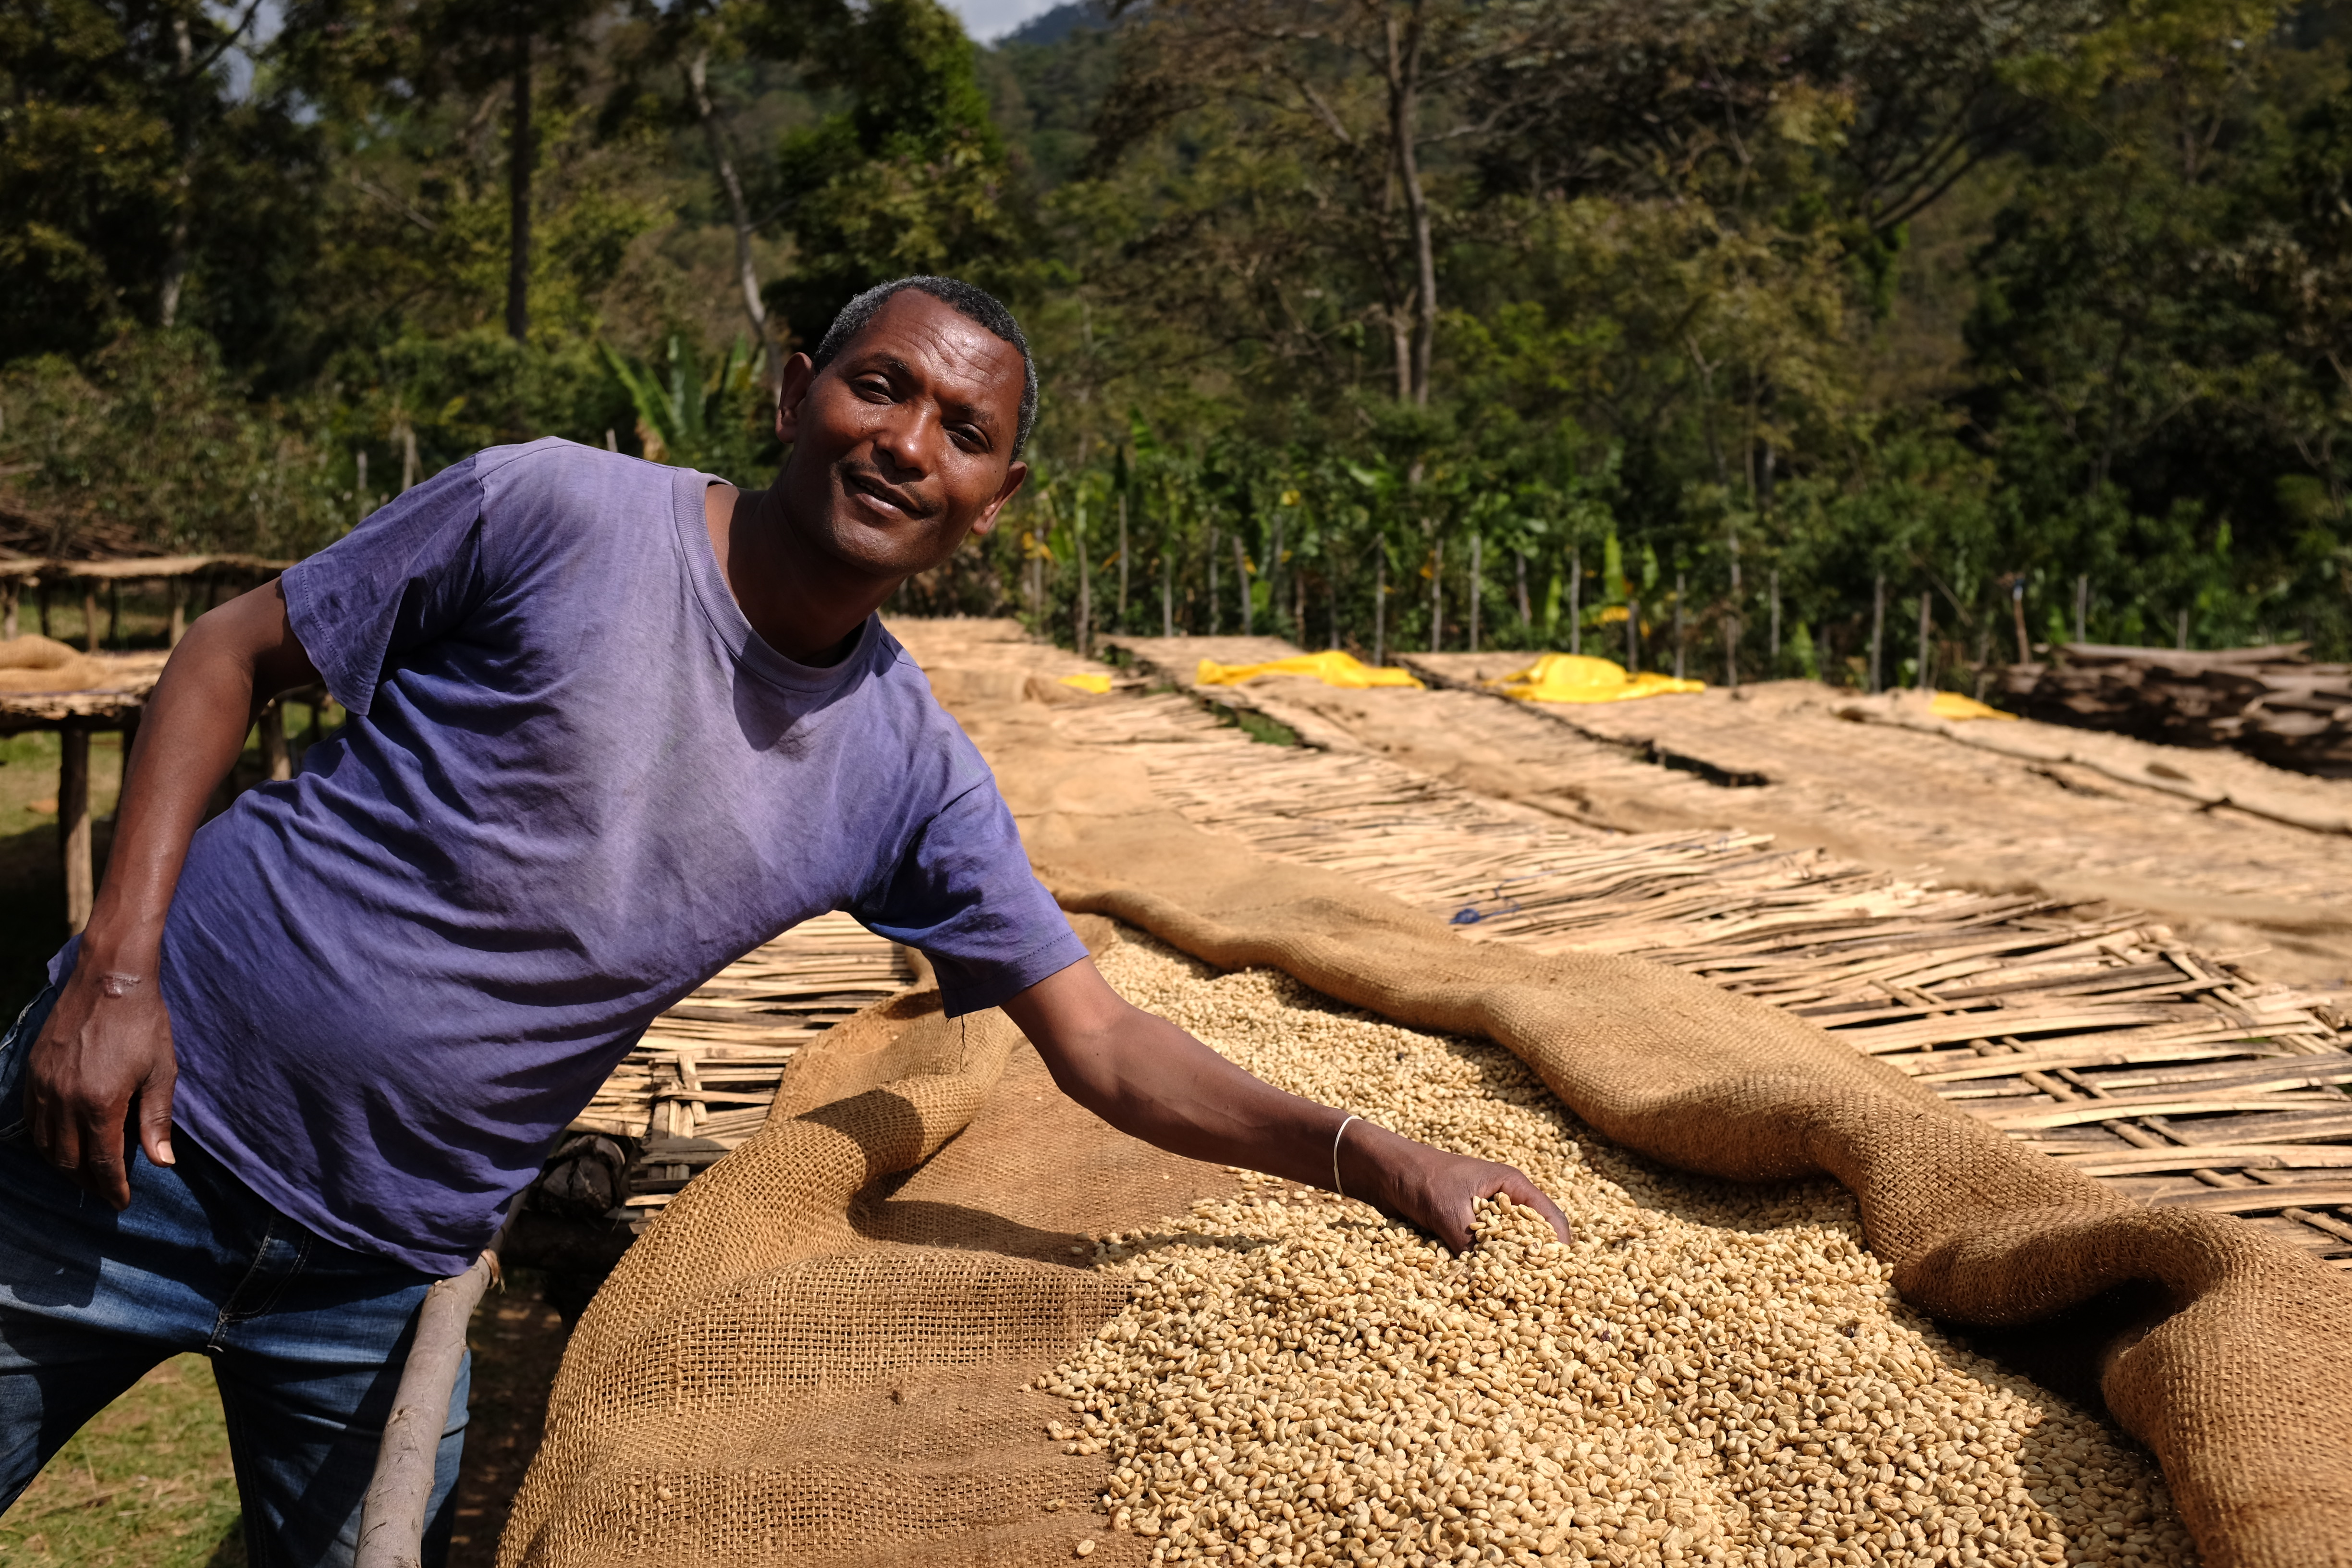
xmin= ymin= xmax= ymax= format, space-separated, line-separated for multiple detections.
xmin=82 ymin=589 xmax=98 ymax=654
xmin=60 ymin=727 xmax=92 ymax=934
xmin=260 ymin=701 xmax=291 ymax=782
xmin=168 ymin=578 xmax=185 ymax=646
xmin=2 ymin=582 xmax=16 ymax=640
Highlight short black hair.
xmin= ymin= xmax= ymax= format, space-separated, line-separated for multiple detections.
xmin=811 ymin=276 xmax=1038 ymax=459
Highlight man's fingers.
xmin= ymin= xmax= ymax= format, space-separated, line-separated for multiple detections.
xmin=136 ymin=1061 xmax=178 ymax=1169
xmin=82 ymin=1113 xmax=133 ymax=1209
xmin=1479 ymin=1166 xmax=1574 ymax=1245
xmin=1501 ymin=1172 xmax=1573 ymax=1244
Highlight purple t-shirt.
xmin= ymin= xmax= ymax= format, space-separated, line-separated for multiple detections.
xmin=56 ymin=438 xmax=1086 ymax=1275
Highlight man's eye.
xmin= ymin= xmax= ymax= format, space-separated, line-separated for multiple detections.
xmin=854 ymin=377 xmax=893 ymax=400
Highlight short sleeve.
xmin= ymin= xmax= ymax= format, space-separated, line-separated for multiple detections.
xmin=281 ymin=456 xmax=489 ymax=718
xmin=855 ymin=779 xmax=1090 ymax=1017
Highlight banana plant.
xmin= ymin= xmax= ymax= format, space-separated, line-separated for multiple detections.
xmin=599 ymin=334 xmax=753 ymax=471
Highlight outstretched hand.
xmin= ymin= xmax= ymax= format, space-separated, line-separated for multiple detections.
xmin=1336 ymin=1118 xmax=1571 ymax=1253
xmin=26 ymin=962 xmax=178 ymax=1211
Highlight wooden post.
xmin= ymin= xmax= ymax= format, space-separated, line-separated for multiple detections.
xmin=1428 ymin=536 xmax=1442 ymax=653
xmin=2177 ymin=607 xmax=2190 ymax=650
xmin=1725 ymin=523 xmax=1741 ymax=693
xmin=355 ymin=1252 xmax=495 ymax=1568
xmin=1568 ymin=551 xmax=1581 ymax=656
xmin=1673 ymin=572 xmax=1686 ymax=681
xmin=82 ymin=588 xmax=98 ymax=653
xmin=1869 ymin=574 xmax=1886 ymax=693
xmin=2011 ymin=580 xmax=2031 ymax=664
xmin=60 ymin=726 xmax=93 ymax=934
xmin=2 ymin=579 xmax=15 ymax=640
xmin=1074 ymin=492 xmax=1090 ymax=658
xmin=107 ymin=582 xmax=121 ymax=650
xmin=1467 ymin=532 xmax=1481 ymax=654
xmin=37 ymin=582 xmax=50 ymax=638
xmin=260 ymin=700 xmax=292 ymax=782
xmin=1234 ymin=535 xmax=1252 ymax=636
xmin=1162 ymin=553 xmax=1173 ymax=639
xmin=1916 ymin=591 xmax=1933 ymax=690
xmin=1373 ymin=553 xmax=1386 ymax=667
xmin=1207 ymin=524 xmax=1220 ymax=636
xmin=2074 ymin=574 xmax=2088 ymax=643
xmin=168 ymin=578 xmax=186 ymax=646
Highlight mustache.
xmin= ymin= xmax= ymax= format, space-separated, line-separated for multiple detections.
xmin=838 ymin=462 xmax=939 ymax=519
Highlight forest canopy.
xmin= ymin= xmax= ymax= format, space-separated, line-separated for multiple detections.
xmin=7 ymin=0 xmax=2352 ymax=686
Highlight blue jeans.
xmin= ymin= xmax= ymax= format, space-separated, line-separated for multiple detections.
xmin=0 ymin=982 xmax=467 ymax=1567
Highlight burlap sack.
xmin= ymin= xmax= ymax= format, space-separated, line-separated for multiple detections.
xmin=1018 ymin=773 xmax=2352 ymax=1568
xmin=499 ymin=919 xmax=1233 ymax=1568
xmin=500 ymin=755 xmax=2352 ymax=1568
xmin=0 ymin=634 xmax=102 ymax=694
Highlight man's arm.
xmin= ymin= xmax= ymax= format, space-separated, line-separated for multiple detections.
xmin=1000 ymin=956 xmax=1570 ymax=1252
xmin=26 ymin=582 xmax=321 ymax=1210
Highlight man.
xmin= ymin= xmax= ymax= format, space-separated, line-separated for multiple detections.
xmin=0 ymin=277 xmax=1566 ymax=1565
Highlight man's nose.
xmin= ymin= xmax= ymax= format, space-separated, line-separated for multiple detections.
xmin=871 ymin=402 xmax=940 ymax=479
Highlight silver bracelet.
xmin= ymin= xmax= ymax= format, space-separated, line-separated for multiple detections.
xmin=1332 ymin=1114 xmax=1360 ymax=1200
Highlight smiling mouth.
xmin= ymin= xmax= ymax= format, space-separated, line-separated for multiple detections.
xmin=841 ymin=466 xmax=931 ymax=520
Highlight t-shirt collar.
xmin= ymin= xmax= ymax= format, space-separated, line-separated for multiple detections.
xmin=671 ymin=467 xmax=878 ymax=693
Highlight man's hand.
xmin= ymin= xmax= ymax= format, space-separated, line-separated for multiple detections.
xmin=27 ymin=963 xmax=177 ymax=1209
xmin=22 ymin=579 xmax=321 ymax=1210
xmin=1335 ymin=1117 xmax=1571 ymax=1254
xmin=1003 ymin=956 xmax=1570 ymax=1255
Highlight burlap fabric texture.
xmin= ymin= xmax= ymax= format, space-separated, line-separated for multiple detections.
xmin=498 ymin=912 xmax=1233 ymax=1567
xmin=0 ymin=634 xmax=102 ymax=694
xmin=499 ymin=747 xmax=2352 ymax=1568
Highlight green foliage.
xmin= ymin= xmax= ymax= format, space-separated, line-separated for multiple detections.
xmin=9 ymin=0 xmax=2352 ymax=683
xmin=0 ymin=330 xmax=345 ymax=557
xmin=761 ymin=0 xmax=1028 ymax=344
xmin=599 ymin=333 xmax=770 ymax=481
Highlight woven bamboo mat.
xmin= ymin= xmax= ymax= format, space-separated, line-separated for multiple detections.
xmin=1034 ymin=676 xmax=2352 ymax=1268
xmin=568 ymin=911 xmax=912 ymax=1209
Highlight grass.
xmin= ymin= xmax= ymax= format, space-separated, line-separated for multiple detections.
xmin=0 ymin=1356 xmax=245 ymax=1567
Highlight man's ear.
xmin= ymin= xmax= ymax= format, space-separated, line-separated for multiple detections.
xmin=774 ymin=353 xmax=818 ymax=443
xmin=968 ymin=460 xmax=1029 ymax=540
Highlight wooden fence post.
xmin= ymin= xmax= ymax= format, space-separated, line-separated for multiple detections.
xmin=1869 ymin=574 xmax=1886 ymax=693
xmin=260 ymin=701 xmax=292 ymax=782
xmin=60 ymin=726 xmax=92 ymax=934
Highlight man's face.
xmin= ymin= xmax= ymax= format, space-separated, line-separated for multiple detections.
xmin=773 ymin=290 xmax=1029 ymax=580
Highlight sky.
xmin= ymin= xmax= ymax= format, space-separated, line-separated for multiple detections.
xmin=945 ymin=0 xmax=1073 ymax=44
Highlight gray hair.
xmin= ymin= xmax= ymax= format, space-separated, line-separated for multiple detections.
xmin=812 ymin=276 xmax=1038 ymax=459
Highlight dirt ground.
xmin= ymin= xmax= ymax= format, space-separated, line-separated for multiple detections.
xmin=1097 ymin=633 xmax=2352 ymax=988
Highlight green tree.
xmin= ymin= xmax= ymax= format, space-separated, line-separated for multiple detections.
xmin=758 ymin=0 xmax=1026 ymax=346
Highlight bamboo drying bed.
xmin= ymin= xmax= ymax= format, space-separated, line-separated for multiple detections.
xmin=571 ymin=911 xmax=912 ymax=1210
xmin=1029 ymin=680 xmax=2352 ymax=1267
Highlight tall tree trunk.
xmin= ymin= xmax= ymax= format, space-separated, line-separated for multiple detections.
xmin=158 ymin=15 xmax=195 ymax=327
xmin=685 ymin=48 xmax=778 ymax=388
xmin=506 ymin=40 xmax=533 ymax=343
xmin=1385 ymin=5 xmax=1436 ymax=405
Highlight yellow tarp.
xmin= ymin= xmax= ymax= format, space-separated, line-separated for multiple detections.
xmin=1929 ymin=691 xmax=2018 ymax=723
xmin=1194 ymin=652 xmax=1425 ymax=690
xmin=1491 ymin=653 xmax=1703 ymax=704
xmin=1057 ymin=673 xmax=1114 ymax=695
